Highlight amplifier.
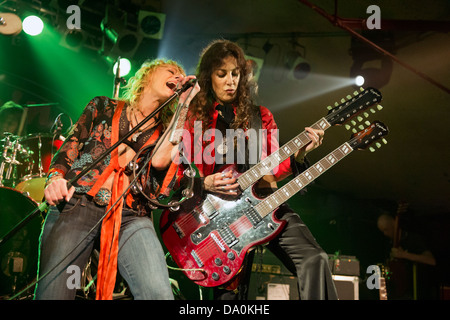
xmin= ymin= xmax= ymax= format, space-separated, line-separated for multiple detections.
xmin=332 ymin=275 xmax=359 ymax=300
xmin=247 ymin=247 xmax=298 ymax=300
xmin=328 ymin=254 xmax=360 ymax=276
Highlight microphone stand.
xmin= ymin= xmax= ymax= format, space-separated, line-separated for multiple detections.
xmin=113 ymin=56 xmax=125 ymax=99
xmin=0 ymin=83 xmax=193 ymax=248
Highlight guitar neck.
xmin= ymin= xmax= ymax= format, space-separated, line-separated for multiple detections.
xmin=255 ymin=141 xmax=353 ymax=218
xmin=237 ymin=117 xmax=331 ymax=190
xmin=236 ymin=87 xmax=382 ymax=191
xmin=379 ymin=277 xmax=388 ymax=300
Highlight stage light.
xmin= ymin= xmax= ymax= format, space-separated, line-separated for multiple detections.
xmin=285 ymin=48 xmax=311 ymax=80
xmin=22 ymin=15 xmax=44 ymax=36
xmin=138 ymin=11 xmax=165 ymax=39
xmin=100 ymin=16 xmax=142 ymax=59
xmin=291 ymin=56 xmax=311 ymax=80
xmin=355 ymin=75 xmax=365 ymax=86
xmin=60 ymin=30 xmax=85 ymax=51
xmin=349 ymin=32 xmax=395 ymax=89
xmin=113 ymin=58 xmax=132 ymax=77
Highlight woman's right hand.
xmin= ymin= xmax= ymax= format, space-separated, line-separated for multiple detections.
xmin=44 ymin=177 xmax=76 ymax=206
xmin=203 ymin=170 xmax=240 ymax=197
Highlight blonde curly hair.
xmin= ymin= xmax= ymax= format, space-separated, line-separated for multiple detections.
xmin=121 ymin=59 xmax=186 ymax=127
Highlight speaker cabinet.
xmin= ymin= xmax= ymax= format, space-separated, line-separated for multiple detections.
xmin=332 ymin=275 xmax=359 ymax=300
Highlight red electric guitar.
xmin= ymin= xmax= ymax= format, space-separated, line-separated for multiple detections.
xmin=160 ymin=88 xmax=384 ymax=288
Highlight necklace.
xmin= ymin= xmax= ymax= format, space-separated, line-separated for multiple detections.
xmin=130 ymin=110 xmax=157 ymax=142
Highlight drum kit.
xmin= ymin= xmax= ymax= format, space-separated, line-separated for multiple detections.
xmin=0 ymin=131 xmax=63 ymax=298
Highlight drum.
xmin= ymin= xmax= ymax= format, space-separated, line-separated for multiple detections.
xmin=0 ymin=135 xmax=30 ymax=188
xmin=0 ymin=187 xmax=43 ymax=297
xmin=17 ymin=133 xmax=64 ymax=179
xmin=14 ymin=134 xmax=63 ymax=202
xmin=15 ymin=177 xmax=46 ymax=203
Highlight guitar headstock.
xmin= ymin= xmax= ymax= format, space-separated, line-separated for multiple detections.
xmin=348 ymin=120 xmax=389 ymax=151
xmin=325 ymin=87 xmax=383 ymax=126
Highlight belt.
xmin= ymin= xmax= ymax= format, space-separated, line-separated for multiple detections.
xmin=93 ymin=187 xmax=112 ymax=206
xmin=72 ymin=188 xmax=112 ymax=207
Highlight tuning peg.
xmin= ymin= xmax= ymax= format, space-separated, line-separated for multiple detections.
xmin=376 ymin=142 xmax=382 ymax=148
xmin=353 ymin=91 xmax=359 ymax=96
xmin=345 ymin=124 xmax=351 ymax=130
xmin=363 ymin=112 xmax=369 ymax=118
xmin=358 ymin=125 xmax=365 ymax=130
xmin=341 ymin=98 xmax=345 ymax=103
xmin=365 ymin=121 xmax=371 ymax=126
xmin=346 ymin=95 xmax=352 ymax=100
xmin=369 ymin=147 xmax=376 ymax=152
xmin=357 ymin=116 xmax=363 ymax=122
xmin=335 ymin=102 xmax=339 ymax=107
xmin=360 ymin=87 xmax=364 ymax=92
xmin=370 ymin=108 xmax=376 ymax=113
xmin=351 ymin=120 xmax=356 ymax=126
xmin=377 ymin=105 xmax=383 ymax=111
xmin=382 ymin=138 xmax=388 ymax=144
xmin=352 ymin=128 xmax=358 ymax=134
xmin=327 ymin=105 xmax=333 ymax=110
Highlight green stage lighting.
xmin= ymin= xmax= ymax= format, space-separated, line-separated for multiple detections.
xmin=22 ymin=15 xmax=44 ymax=36
xmin=113 ymin=58 xmax=132 ymax=77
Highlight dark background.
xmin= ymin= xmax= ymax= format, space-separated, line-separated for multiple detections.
xmin=1 ymin=0 xmax=449 ymax=299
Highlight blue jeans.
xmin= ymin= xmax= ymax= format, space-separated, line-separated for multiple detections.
xmin=34 ymin=195 xmax=174 ymax=300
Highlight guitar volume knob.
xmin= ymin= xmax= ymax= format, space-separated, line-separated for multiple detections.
xmin=227 ymin=252 xmax=235 ymax=260
xmin=212 ymin=272 xmax=220 ymax=281
xmin=223 ymin=266 xmax=231 ymax=274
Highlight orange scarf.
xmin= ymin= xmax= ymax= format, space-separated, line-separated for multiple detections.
xmin=86 ymin=101 xmax=176 ymax=300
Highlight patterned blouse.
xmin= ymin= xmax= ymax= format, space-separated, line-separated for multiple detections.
xmin=47 ymin=96 xmax=175 ymax=214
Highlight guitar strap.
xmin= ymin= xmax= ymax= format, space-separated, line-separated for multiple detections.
xmin=245 ymin=105 xmax=262 ymax=170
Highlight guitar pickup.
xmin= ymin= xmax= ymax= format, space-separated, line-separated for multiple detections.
xmin=172 ymin=222 xmax=185 ymax=239
xmin=219 ymin=226 xmax=238 ymax=248
xmin=246 ymin=208 xmax=263 ymax=227
xmin=191 ymin=250 xmax=203 ymax=267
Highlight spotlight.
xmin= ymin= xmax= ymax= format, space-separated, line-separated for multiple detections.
xmin=355 ymin=75 xmax=365 ymax=86
xmin=291 ymin=57 xmax=311 ymax=80
xmin=285 ymin=50 xmax=311 ymax=80
xmin=349 ymin=31 xmax=395 ymax=89
xmin=0 ymin=13 xmax=22 ymax=35
xmin=22 ymin=15 xmax=44 ymax=36
xmin=113 ymin=58 xmax=132 ymax=77
xmin=138 ymin=11 xmax=165 ymax=39
xmin=60 ymin=30 xmax=85 ymax=51
xmin=101 ymin=17 xmax=142 ymax=59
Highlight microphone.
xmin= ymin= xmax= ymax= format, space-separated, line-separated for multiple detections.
xmin=175 ymin=78 xmax=198 ymax=95
xmin=113 ymin=57 xmax=122 ymax=98
xmin=51 ymin=114 xmax=65 ymax=141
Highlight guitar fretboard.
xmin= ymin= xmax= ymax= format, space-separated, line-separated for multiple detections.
xmin=255 ymin=142 xmax=353 ymax=218
xmin=237 ymin=118 xmax=331 ymax=190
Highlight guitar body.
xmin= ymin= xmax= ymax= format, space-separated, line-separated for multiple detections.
xmin=159 ymin=89 xmax=385 ymax=288
xmin=160 ymin=165 xmax=285 ymax=288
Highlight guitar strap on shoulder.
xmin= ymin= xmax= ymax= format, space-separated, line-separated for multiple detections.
xmin=246 ymin=105 xmax=262 ymax=170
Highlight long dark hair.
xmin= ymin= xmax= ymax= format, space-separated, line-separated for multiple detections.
xmin=190 ymin=39 xmax=258 ymax=131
